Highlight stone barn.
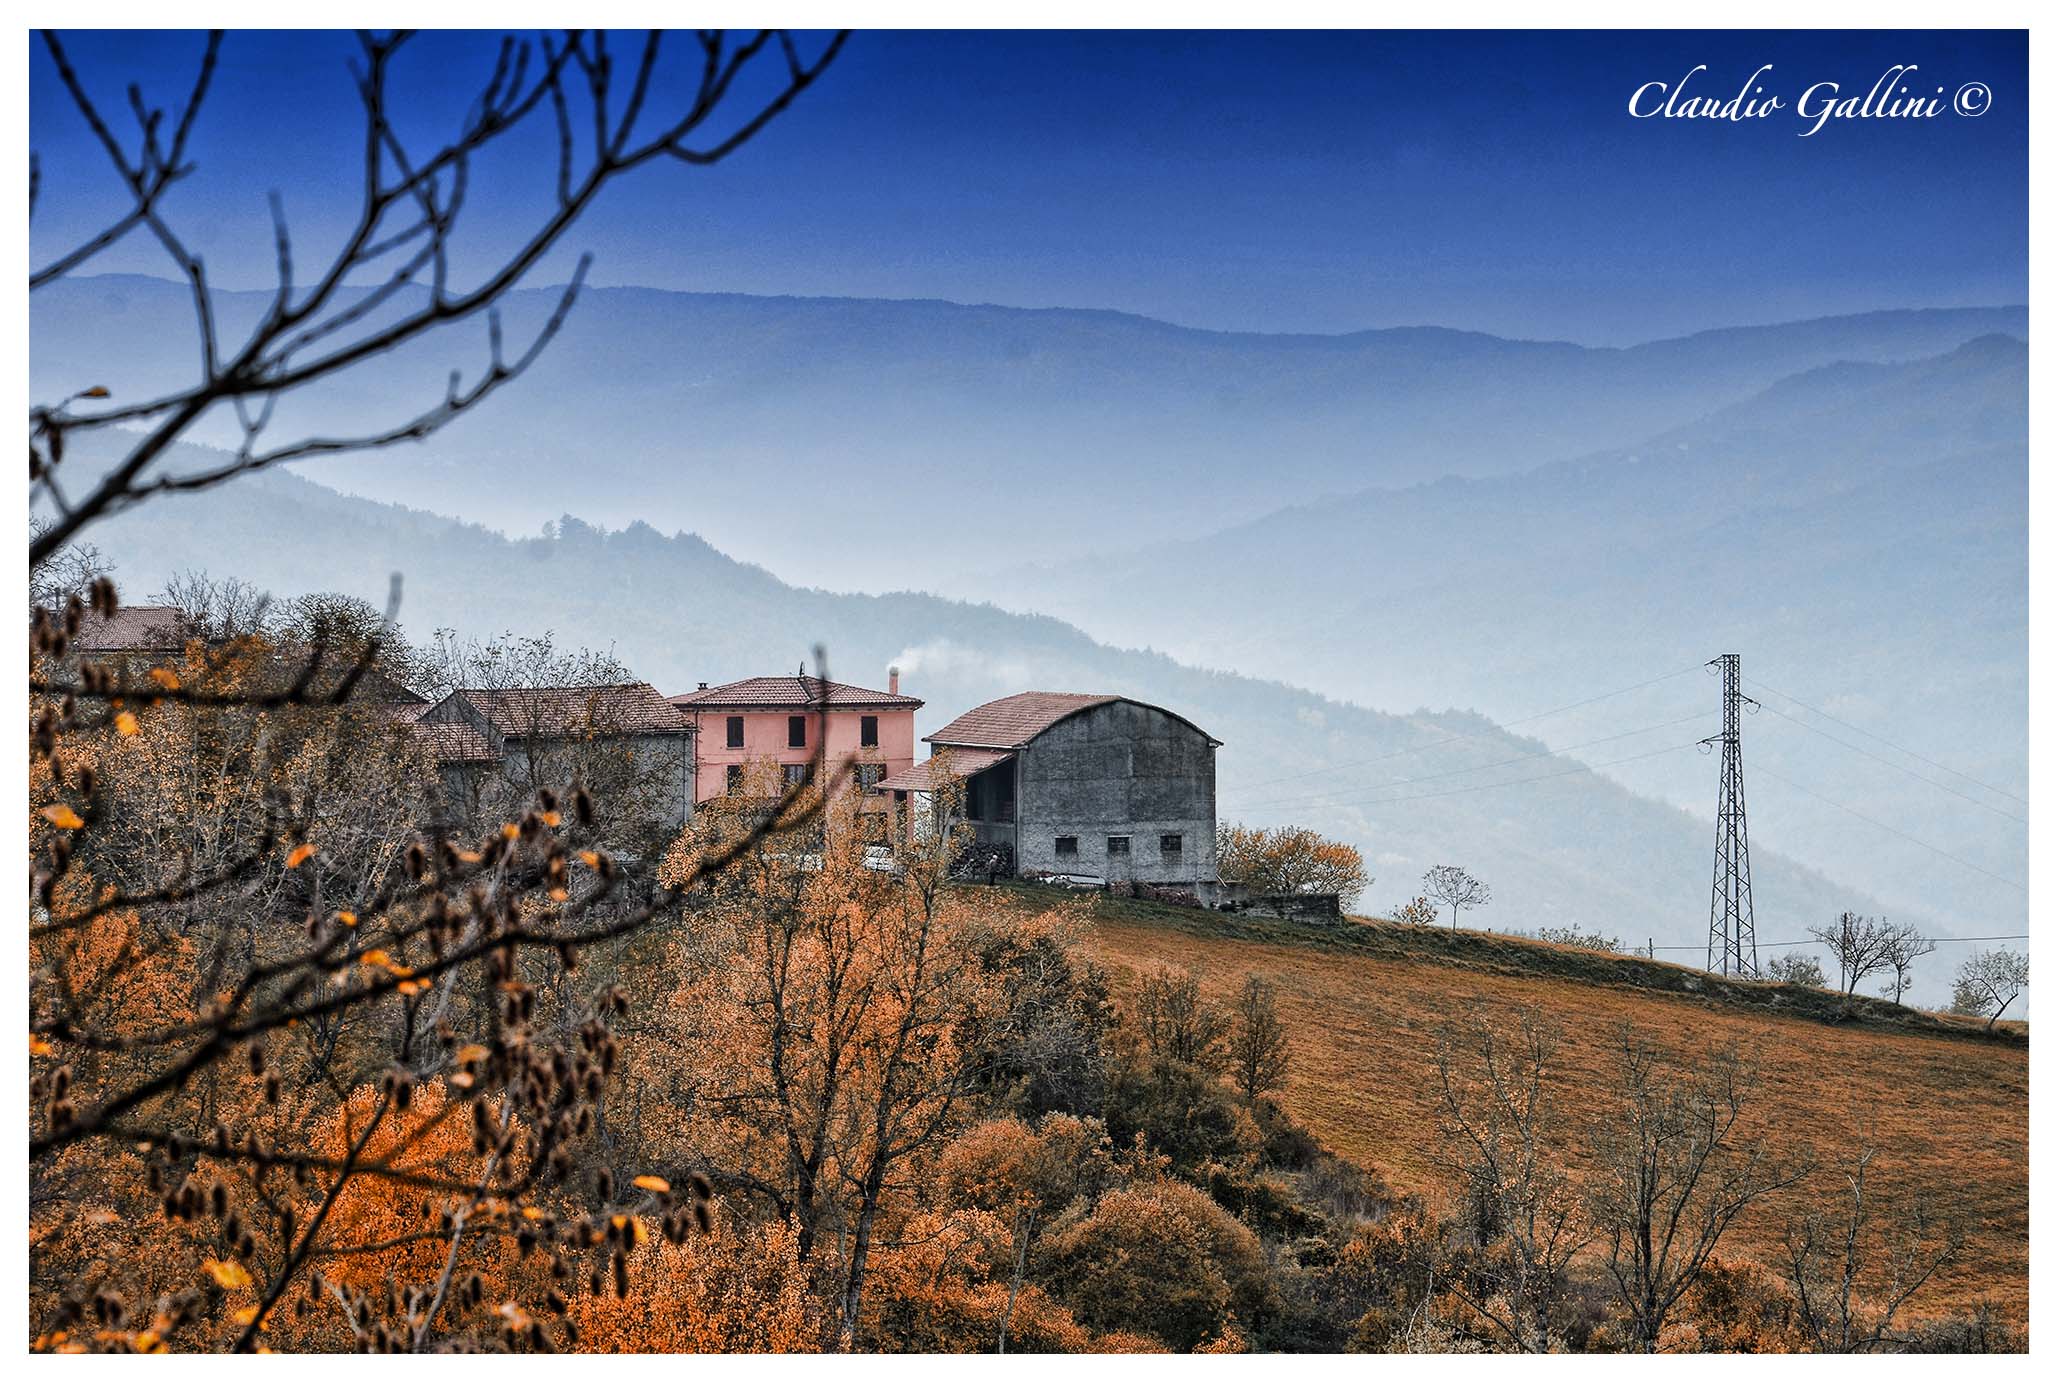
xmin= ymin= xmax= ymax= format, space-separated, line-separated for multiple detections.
xmin=881 ymin=692 xmax=1221 ymax=892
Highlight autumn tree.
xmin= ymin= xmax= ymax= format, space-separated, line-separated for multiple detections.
xmin=30 ymin=29 xmax=846 ymax=1351
xmin=1216 ymin=823 xmax=1370 ymax=906
xmin=160 ymin=570 xmax=271 ymax=644
xmin=1949 ymin=949 xmax=2028 ymax=1030
xmin=958 ymin=905 xmax=1116 ymax=1120
xmin=1424 ymin=865 xmax=1491 ymax=931
xmin=567 ymin=1218 xmax=824 ymax=1353
xmin=29 ymin=593 xmax=828 ymax=1352
xmin=1584 ymin=1026 xmax=1803 ymax=1351
xmin=1226 ymin=975 xmax=1291 ymax=1101
xmin=1102 ymin=1050 xmax=1262 ymax=1179
xmin=650 ymin=782 xmax=1016 ymax=1349
xmin=1431 ymin=1011 xmax=1586 ymax=1352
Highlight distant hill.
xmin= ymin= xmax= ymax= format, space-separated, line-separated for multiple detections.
xmin=43 ymin=430 xmax=1921 ymax=994
xmin=28 ymin=274 xmax=2027 ymax=588
xmin=969 ymin=336 xmax=2030 ymax=951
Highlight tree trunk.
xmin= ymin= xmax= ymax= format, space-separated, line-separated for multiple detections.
xmin=837 ymin=1196 xmax=882 ymax=1352
xmin=999 ymin=1206 xmax=1035 ymax=1353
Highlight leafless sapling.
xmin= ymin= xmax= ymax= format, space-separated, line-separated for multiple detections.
xmin=1432 ymin=1010 xmax=1588 ymax=1352
xmin=1424 ymin=864 xmax=1491 ymax=931
xmin=1227 ymin=974 xmax=1291 ymax=1101
xmin=1783 ymin=1143 xmax=1964 ymax=1352
xmin=1807 ymin=912 xmax=1902 ymax=1015
xmin=1584 ymin=1025 xmax=1805 ymax=1351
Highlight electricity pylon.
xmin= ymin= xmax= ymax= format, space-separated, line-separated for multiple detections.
xmin=1703 ymin=654 xmax=1760 ymax=976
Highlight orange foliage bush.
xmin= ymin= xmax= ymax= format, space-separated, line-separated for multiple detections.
xmin=1661 ymin=1259 xmax=1804 ymax=1354
xmin=1037 ymin=1180 xmax=1272 ymax=1351
xmin=936 ymin=1113 xmax=1117 ymax=1221
xmin=568 ymin=1217 xmax=822 ymax=1352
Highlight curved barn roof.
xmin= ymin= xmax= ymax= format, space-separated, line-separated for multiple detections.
xmin=925 ymin=692 xmax=1221 ymax=750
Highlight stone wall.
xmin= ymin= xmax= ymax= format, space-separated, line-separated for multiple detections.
xmin=1013 ymin=699 xmax=1217 ymax=886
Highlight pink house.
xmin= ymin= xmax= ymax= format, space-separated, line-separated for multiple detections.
xmin=669 ymin=671 xmax=923 ymax=823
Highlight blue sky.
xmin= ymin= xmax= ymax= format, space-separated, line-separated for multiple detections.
xmin=30 ymin=28 xmax=2028 ymax=344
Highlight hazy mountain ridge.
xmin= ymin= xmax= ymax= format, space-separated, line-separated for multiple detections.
xmin=45 ymin=426 xmax=1937 ymax=991
xmin=29 ymin=275 xmax=2027 ymax=588
xmin=963 ymin=336 xmax=2029 ymax=949
xmin=32 ymin=285 xmax=2024 ymax=999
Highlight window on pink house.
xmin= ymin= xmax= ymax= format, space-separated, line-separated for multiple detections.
xmin=861 ymin=715 xmax=879 ymax=747
xmin=788 ymin=716 xmax=807 ymax=748
xmin=726 ymin=716 xmax=744 ymax=749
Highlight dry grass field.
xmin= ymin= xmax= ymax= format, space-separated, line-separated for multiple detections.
xmin=982 ymin=886 xmax=2029 ymax=1324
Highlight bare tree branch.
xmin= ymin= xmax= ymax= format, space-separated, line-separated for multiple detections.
xmin=30 ymin=28 xmax=848 ymax=567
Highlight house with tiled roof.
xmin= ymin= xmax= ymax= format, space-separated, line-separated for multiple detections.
xmin=879 ymin=692 xmax=1221 ymax=892
xmin=74 ymin=604 xmax=190 ymax=653
xmin=71 ymin=605 xmax=191 ymax=663
xmin=671 ymin=670 xmax=921 ymax=824
xmin=418 ymin=682 xmax=695 ymax=835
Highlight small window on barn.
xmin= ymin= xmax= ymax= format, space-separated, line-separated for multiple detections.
xmin=861 ymin=715 xmax=879 ymax=748
xmin=788 ymin=715 xmax=807 ymax=748
xmin=1107 ymin=835 xmax=1131 ymax=856
xmin=1055 ymin=836 xmax=1079 ymax=858
xmin=1161 ymin=833 xmax=1184 ymax=856
xmin=726 ymin=716 xmax=744 ymax=749
xmin=726 ymin=764 xmax=746 ymax=795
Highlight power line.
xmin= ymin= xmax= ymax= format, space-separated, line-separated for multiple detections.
xmin=1243 ymin=738 xmax=1704 ymax=815
xmin=1641 ymin=933 xmax=2027 ymax=952
xmin=1226 ymin=664 xmax=1703 ymax=795
xmin=1756 ymin=702 xmax=2028 ymax=825
xmin=1746 ymin=677 xmax=2027 ymax=807
xmin=1228 ymin=711 xmax=1707 ymax=812
xmin=1752 ymin=763 xmax=2028 ymax=894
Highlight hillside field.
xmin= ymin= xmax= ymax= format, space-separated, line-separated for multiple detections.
xmin=983 ymin=886 xmax=2030 ymax=1325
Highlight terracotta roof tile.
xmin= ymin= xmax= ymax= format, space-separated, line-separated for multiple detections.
xmin=925 ymin=692 xmax=1117 ymax=749
xmin=373 ymin=701 xmax=495 ymax=763
xmin=671 ymin=675 xmax=922 ymax=710
xmin=73 ymin=605 xmax=189 ymax=653
xmin=456 ymin=683 xmax=690 ymax=736
xmin=927 ymin=691 xmax=1223 ymax=750
xmin=408 ymin=721 xmax=500 ymax=764
xmin=876 ymin=749 xmax=1014 ymax=792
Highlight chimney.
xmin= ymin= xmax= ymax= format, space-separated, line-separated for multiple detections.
xmin=697 ymin=681 xmax=708 ymax=690
xmin=888 ymin=666 xmax=901 ymax=696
